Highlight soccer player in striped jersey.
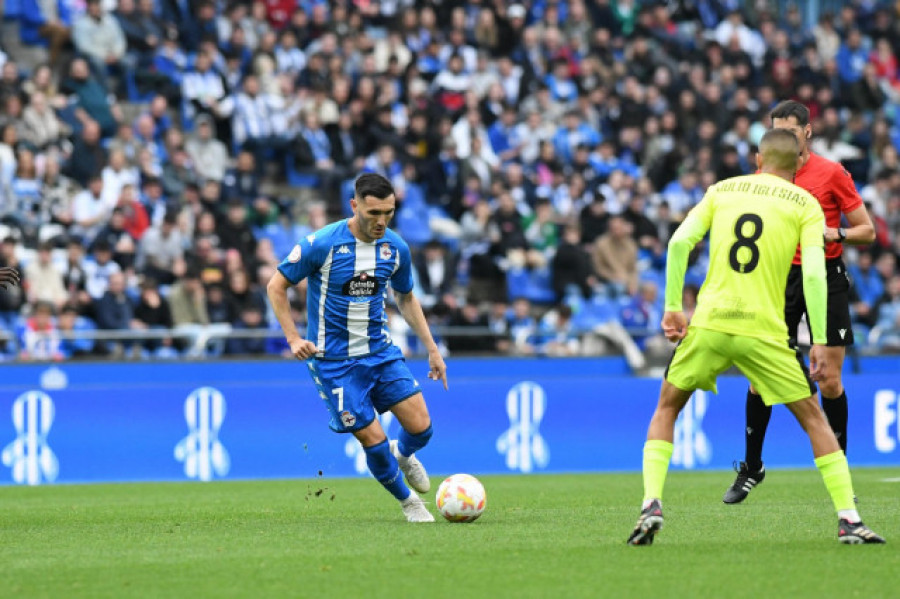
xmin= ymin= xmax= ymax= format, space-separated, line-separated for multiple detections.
xmin=268 ymin=173 xmax=447 ymax=523
xmin=627 ymin=129 xmax=884 ymax=545
xmin=723 ymin=100 xmax=876 ymax=504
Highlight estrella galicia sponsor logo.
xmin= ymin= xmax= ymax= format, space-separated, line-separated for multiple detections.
xmin=342 ymin=272 xmax=380 ymax=297
xmin=874 ymin=389 xmax=899 ymax=453
xmin=496 ymin=381 xmax=549 ymax=473
xmin=672 ymin=390 xmax=711 ymax=469
xmin=174 ymin=387 xmax=230 ymax=481
xmin=346 ymin=412 xmax=396 ymax=474
xmin=1 ymin=391 xmax=59 ymax=485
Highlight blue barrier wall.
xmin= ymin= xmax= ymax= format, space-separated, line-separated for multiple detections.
xmin=0 ymin=357 xmax=898 ymax=485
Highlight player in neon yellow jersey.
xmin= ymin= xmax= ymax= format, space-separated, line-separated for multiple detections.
xmin=626 ymin=128 xmax=885 ymax=545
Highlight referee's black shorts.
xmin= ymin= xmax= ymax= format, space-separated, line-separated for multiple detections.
xmin=784 ymin=258 xmax=854 ymax=347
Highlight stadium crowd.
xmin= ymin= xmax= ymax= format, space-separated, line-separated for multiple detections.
xmin=0 ymin=0 xmax=899 ymax=361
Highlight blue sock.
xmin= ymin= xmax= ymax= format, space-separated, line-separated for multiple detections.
xmin=398 ymin=423 xmax=433 ymax=457
xmin=364 ymin=440 xmax=410 ymax=501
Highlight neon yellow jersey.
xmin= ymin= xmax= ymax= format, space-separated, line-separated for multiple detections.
xmin=665 ymin=173 xmax=826 ymax=342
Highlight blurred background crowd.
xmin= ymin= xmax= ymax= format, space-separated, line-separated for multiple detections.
xmin=0 ymin=0 xmax=899 ymax=362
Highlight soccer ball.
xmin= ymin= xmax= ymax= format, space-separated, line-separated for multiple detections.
xmin=435 ymin=474 xmax=486 ymax=523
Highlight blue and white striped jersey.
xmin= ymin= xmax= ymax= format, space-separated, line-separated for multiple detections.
xmin=277 ymin=220 xmax=414 ymax=359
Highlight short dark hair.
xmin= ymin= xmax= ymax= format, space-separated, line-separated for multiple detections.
xmin=759 ymin=128 xmax=801 ymax=172
xmin=770 ymin=100 xmax=810 ymax=126
xmin=354 ymin=173 xmax=394 ymax=201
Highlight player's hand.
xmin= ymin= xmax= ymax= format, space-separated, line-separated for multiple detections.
xmin=823 ymin=227 xmax=841 ymax=243
xmin=427 ymin=349 xmax=448 ymax=390
xmin=0 ymin=267 xmax=20 ymax=289
xmin=661 ymin=311 xmax=687 ymax=342
xmin=289 ymin=338 xmax=318 ymax=360
xmin=809 ymin=344 xmax=828 ymax=382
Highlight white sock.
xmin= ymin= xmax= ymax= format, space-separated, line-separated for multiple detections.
xmin=838 ymin=509 xmax=860 ymax=523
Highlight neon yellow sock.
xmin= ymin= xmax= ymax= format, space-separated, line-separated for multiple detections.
xmin=643 ymin=440 xmax=674 ymax=502
xmin=815 ymin=451 xmax=856 ymax=513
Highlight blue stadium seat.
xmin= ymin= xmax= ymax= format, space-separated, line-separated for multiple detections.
xmin=285 ymin=155 xmax=321 ymax=189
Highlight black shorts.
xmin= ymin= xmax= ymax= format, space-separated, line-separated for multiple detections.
xmin=784 ymin=258 xmax=853 ymax=347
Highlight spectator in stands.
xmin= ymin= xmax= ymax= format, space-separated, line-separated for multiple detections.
xmin=8 ymin=148 xmax=43 ymax=245
xmin=186 ymin=115 xmax=228 ymax=183
xmin=93 ymin=207 xmax=137 ymax=272
xmin=140 ymin=176 xmax=170 ymax=227
xmin=508 ymin=297 xmax=538 ymax=355
xmin=222 ymin=150 xmax=259 ymax=204
xmin=182 ymin=49 xmax=228 ymax=125
xmin=297 ymin=110 xmax=348 ymax=208
xmin=72 ymin=0 xmax=127 ymax=91
xmin=538 ymin=304 xmax=581 ymax=357
xmin=168 ymin=267 xmax=209 ymax=327
xmin=136 ymin=210 xmax=183 ymax=285
xmin=446 ymin=302 xmax=493 ymax=355
xmin=217 ymin=199 xmax=257 ymax=264
xmin=224 ymin=267 xmax=265 ymax=323
xmin=414 ymin=240 xmax=457 ymax=310
xmin=872 ymin=275 xmax=900 ymax=349
xmin=492 ymin=188 xmax=530 ymax=267
xmin=84 ymin=239 xmax=122 ymax=301
xmin=132 ymin=278 xmax=174 ymax=355
xmin=552 ymin=224 xmax=596 ymax=300
xmin=18 ymin=3 xmax=71 ymax=68
xmin=218 ymin=73 xmax=287 ymax=176
xmin=65 ymin=121 xmax=107 ymax=189
xmin=592 ymin=215 xmax=638 ymax=297
xmin=835 ymin=28 xmax=868 ymax=85
xmin=57 ymin=304 xmax=95 ymax=358
xmin=116 ymin=184 xmax=150 ymax=241
xmin=92 ymin=270 xmax=134 ymax=356
xmin=619 ymin=280 xmax=663 ymax=350
xmin=160 ymin=147 xmax=198 ymax=200
xmin=225 ymin=304 xmax=267 ymax=355
xmin=22 ymin=91 xmax=64 ymax=151
xmin=70 ymin=173 xmax=109 ymax=244
xmin=62 ymin=237 xmax=90 ymax=312
xmin=25 ymin=242 xmax=67 ymax=311
xmin=101 ymin=148 xmax=140 ymax=210
xmin=17 ymin=300 xmax=62 ymax=361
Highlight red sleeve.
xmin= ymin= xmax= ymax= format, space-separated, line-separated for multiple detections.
xmin=832 ymin=165 xmax=863 ymax=214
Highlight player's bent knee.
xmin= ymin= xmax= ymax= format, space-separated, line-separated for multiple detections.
xmin=819 ymin=379 xmax=843 ymax=399
xmin=353 ymin=421 xmax=388 ymax=448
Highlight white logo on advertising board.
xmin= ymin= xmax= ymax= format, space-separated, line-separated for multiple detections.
xmin=1 ymin=391 xmax=59 ymax=485
xmin=874 ymin=389 xmax=899 ymax=453
xmin=672 ymin=390 xmax=711 ymax=469
xmin=496 ymin=382 xmax=549 ymax=473
xmin=175 ymin=387 xmax=230 ymax=481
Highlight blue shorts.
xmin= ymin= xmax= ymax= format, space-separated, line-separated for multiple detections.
xmin=306 ymin=345 xmax=422 ymax=433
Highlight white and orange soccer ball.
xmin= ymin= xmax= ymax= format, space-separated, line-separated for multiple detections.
xmin=435 ymin=474 xmax=486 ymax=523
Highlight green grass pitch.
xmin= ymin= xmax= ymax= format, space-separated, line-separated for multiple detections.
xmin=1 ymin=468 xmax=898 ymax=599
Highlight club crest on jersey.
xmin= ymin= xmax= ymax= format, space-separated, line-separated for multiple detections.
xmin=380 ymin=243 xmax=392 ymax=260
xmin=343 ymin=272 xmax=380 ymax=297
xmin=288 ymin=244 xmax=302 ymax=262
xmin=340 ymin=411 xmax=356 ymax=427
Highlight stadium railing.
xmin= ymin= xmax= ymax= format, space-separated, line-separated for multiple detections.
xmin=1 ymin=323 xmax=659 ymax=364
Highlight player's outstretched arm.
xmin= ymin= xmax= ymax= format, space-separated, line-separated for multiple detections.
xmin=0 ymin=266 xmax=19 ymax=289
xmin=394 ymin=289 xmax=448 ymax=390
xmin=267 ymin=270 xmax=317 ymax=360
